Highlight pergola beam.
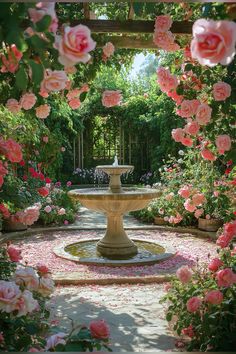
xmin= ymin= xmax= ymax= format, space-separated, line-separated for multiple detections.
xmin=96 ymin=36 xmax=158 ymax=49
xmin=71 ymin=19 xmax=193 ymax=34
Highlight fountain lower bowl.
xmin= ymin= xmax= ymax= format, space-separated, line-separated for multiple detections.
xmin=53 ymin=238 xmax=175 ymax=266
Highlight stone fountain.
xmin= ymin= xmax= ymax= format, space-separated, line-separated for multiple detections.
xmin=68 ymin=157 xmax=161 ymax=259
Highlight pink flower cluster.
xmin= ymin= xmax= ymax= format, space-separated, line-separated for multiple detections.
xmin=66 ymin=83 xmax=89 ymax=110
xmin=216 ymin=220 xmax=236 ymax=249
xmin=153 ymin=15 xmax=180 ymax=52
xmin=11 ymin=204 xmax=41 ymax=226
xmin=102 ymin=42 xmax=115 ymax=60
xmin=102 ymin=90 xmax=122 ymax=107
xmin=0 ymin=137 xmax=23 ymax=163
xmin=156 ymin=67 xmax=178 ymax=94
xmin=40 ymin=69 xmax=68 ymax=93
xmin=28 ymin=2 xmax=58 ymax=33
xmin=0 ymin=44 xmax=22 ymax=74
xmin=178 ymin=185 xmax=205 ymax=215
xmin=35 ymin=104 xmax=51 ymax=119
xmin=0 ymin=161 xmax=8 ymax=188
xmin=6 ymin=92 xmax=37 ymax=114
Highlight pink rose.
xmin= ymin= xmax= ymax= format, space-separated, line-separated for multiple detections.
xmin=41 ymin=70 xmax=68 ymax=92
xmin=28 ymin=2 xmax=58 ymax=33
xmin=69 ymin=97 xmax=81 ymax=109
xmin=167 ymin=90 xmax=183 ymax=105
xmin=20 ymin=93 xmax=37 ymax=110
xmin=44 ymin=205 xmax=52 ymax=213
xmin=192 ymin=193 xmax=205 ymax=206
xmin=38 ymin=187 xmax=49 ymax=197
xmin=181 ymin=136 xmax=193 ymax=147
xmin=178 ymin=186 xmax=191 ymax=199
xmin=103 ymin=42 xmax=115 ymax=58
xmin=186 ymin=296 xmax=202 ymax=312
xmin=21 ymin=205 xmax=40 ymax=226
xmin=64 ymin=66 xmax=77 ymax=74
xmin=38 ymin=276 xmax=54 ymax=297
xmin=171 ymin=128 xmax=184 ymax=143
xmin=201 ymin=149 xmax=216 ymax=161
xmin=42 ymin=136 xmax=49 ymax=143
xmin=216 ymin=234 xmax=232 ymax=248
xmin=45 ymin=333 xmax=67 ymax=350
xmin=66 ymin=181 xmax=72 ymax=187
xmin=14 ymin=267 xmax=39 ymax=291
xmin=176 ymin=266 xmax=193 ymax=283
xmin=35 ymin=104 xmax=51 ymax=119
xmin=156 ymin=67 xmax=178 ymax=93
xmin=54 ymin=24 xmax=96 ymax=66
xmin=208 ymin=258 xmax=223 ymax=272
xmin=89 ymin=319 xmax=110 ymax=339
xmin=153 ymin=31 xmax=180 ymax=52
xmin=184 ymin=199 xmax=196 ymax=213
xmin=194 ymin=208 xmax=204 ymax=219
xmin=215 ymin=135 xmax=231 ymax=154
xmin=191 ymin=19 xmax=236 ymax=67
xmin=6 ymin=98 xmax=21 ymax=114
xmin=184 ymin=121 xmax=200 ymax=136
xmin=66 ymin=88 xmax=80 ymax=100
xmin=102 ymin=90 xmax=122 ymax=107
xmin=37 ymin=263 xmax=49 ymax=274
xmin=196 ymin=104 xmax=212 ymax=125
xmin=7 ymin=245 xmax=22 ymax=262
xmin=15 ymin=289 xmax=39 ymax=317
xmin=224 ymin=221 xmax=236 ymax=238
xmin=155 ymin=15 xmax=173 ymax=32
xmin=0 ymin=138 xmax=23 ymax=163
xmin=0 ymin=281 xmax=21 ymax=313
xmin=178 ymin=99 xmax=200 ymax=118
xmin=64 ymin=220 xmax=69 ymax=225
xmin=58 ymin=208 xmax=66 ymax=215
xmin=1 ymin=44 xmax=22 ymax=73
xmin=182 ymin=325 xmax=195 ymax=338
xmin=216 ymin=268 xmax=236 ymax=287
xmin=213 ymin=82 xmax=231 ymax=101
xmin=0 ymin=333 xmax=4 ymax=343
xmin=205 ymin=290 xmax=223 ymax=305
xmin=0 ymin=203 xmax=10 ymax=218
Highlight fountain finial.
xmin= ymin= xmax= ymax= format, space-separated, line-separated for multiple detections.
xmin=112 ymin=155 xmax=119 ymax=166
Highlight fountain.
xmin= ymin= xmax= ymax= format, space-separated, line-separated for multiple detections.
xmin=54 ymin=156 xmax=175 ymax=265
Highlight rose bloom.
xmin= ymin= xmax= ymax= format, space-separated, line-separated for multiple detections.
xmin=41 ymin=70 xmax=68 ymax=92
xmin=69 ymin=97 xmax=81 ymax=110
xmin=196 ymin=103 xmax=212 ymax=125
xmin=167 ymin=90 xmax=183 ymax=105
xmin=64 ymin=220 xmax=69 ymax=225
xmin=0 ymin=138 xmax=23 ymax=163
xmin=58 ymin=208 xmax=66 ymax=215
xmin=15 ymin=289 xmax=39 ymax=317
xmin=37 ymin=264 xmax=49 ymax=275
xmin=7 ymin=245 xmax=22 ymax=262
xmin=0 ymin=160 xmax=8 ymax=176
xmin=38 ymin=186 xmax=50 ymax=197
xmin=176 ymin=266 xmax=193 ymax=283
xmin=181 ymin=136 xmax=193 ymax=147
xmin=153 ymin=31 xmax=179 ymax=52
xmin=35 ymin=104 xmax=51 ymax=119
xmin=28 ymin=2 xmax=58 ymax=33
xmin=6 ymin=98 xmax=21 ymax=114
xmin=171 ymin=128 xmax=185 ymax=143
xmin=182 ymin=325 xmax=195 ymax=338
xmin=1 ymin=44 xmax=22 ymax=74
xmin=66 ymin=181 xmax=72 ymax=187
xmin=89 ymin=319 xmax=110 ymax=339
xmin=215 ymin=135 xmax=231 ymax=154
xmin=45 ymin=333 xmax=67 ymax=350
xmin=54 ymin=24 xmax=96 ymax=66
xmin=0 ymin=281 xmax=21 ymax=313
xmin=44 ymin=205 xmax=52 ymax=213
xmin=155 ymin=15 xmax=173 ymax=32
xmin=224 ymin=221 xmax=236 ymax=238
xmin=186 ymin=296 xmax=202 ymax=312
xmin=194 ymin=208 xmax=204 ymax=219
xmin=201 ymin=148 xmax=216 ymax=161
xmin=42 ymin=136 xmax=49 ymax=143
xmin=205 ymin=290 xmax=223 ymax=305
xmin=20 ymin=93 xmax=37 ymax=110
xmin=14 ymin=267 xmax=39 ymax=291
xmin=64 ymin=65 xmax=77 ymax=74
xmin=213 ymin=82 xmax=231 ymax=101
xmin=0 ymin=203 xmax=10 ymax=218
xmin=22 ymin=205 xmax=40 ymax=226
xmin=102 ymin=90 xmax=122 ymax=107
xmin=103 ymin=42 xmax=115 ymax=58
xmin=191 ymin=19 xmax=236 ymax=67
xmin=156 ymin=67 xmax=178 ymax=93
xmin=216 ymin=268 xmax=236 ymax=287
xmin=178 ymin=99 xmax=200 ymax=118
xmin=66 ymin=88 xmax=81 ymax=100
xmin=178 ymin=186 xmax=191 ymax=199
xmin=184 ymin=121 xmax=200 ymax=136
xmin=38 ymin=276 xmax=54 ymax=297
xmin=208 ymin=258 xmax=223 ymax=272
xmin=216 ymin=233 xmax=232 ymax=248
xmin=192 ymin=193 xmax=205 ymax=206
xmin=184 ymin=199 xmax=196 ymax=213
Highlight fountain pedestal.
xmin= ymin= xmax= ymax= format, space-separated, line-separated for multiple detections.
xmin=97 ymin=213 xmax=137 ymax=257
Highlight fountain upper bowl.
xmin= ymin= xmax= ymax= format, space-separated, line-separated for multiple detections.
xmin=96 ymin=165 xmax=133 ymax=175
xmin=68 ymin=187 xmax=161 ymax=213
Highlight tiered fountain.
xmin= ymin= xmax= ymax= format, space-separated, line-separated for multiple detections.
xmin=54 ymin=157 xmax=174 ymax=265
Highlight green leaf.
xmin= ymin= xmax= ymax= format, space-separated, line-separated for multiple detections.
xmin=28 ymin=60 xmax=44 ymax=87
xmin=29 ymin=34 xmax=47 ymax=51
xmin=35 ymin=15 xmax=52 ymax=32
xmin=184 ymin=63 xmax=193 ymax=72
xmin=15 ymin=66 xmax=28 ymax=91
xmin=25 ymin=323 xmax=39 ymax=335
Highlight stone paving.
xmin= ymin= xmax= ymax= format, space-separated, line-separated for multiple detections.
xmin=51 ymin=284 xmax=178 ymax=352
